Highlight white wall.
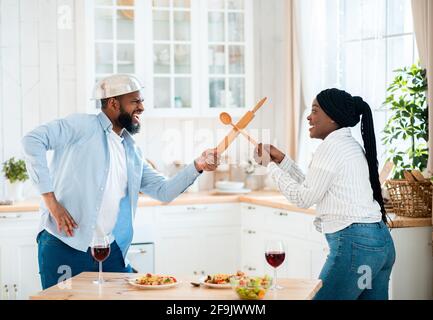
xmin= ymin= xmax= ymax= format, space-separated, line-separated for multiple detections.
xmin=0 ymin=0 xmax=290 ymax=198
xmin=0 ymin=0 xmax=86 ymax=198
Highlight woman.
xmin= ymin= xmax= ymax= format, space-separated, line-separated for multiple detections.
xmin=255 ymin=88 xmax=396 ymax=300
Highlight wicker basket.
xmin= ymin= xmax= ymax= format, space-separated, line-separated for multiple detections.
xmin=385 ymin=178 xmax=432 ymax=218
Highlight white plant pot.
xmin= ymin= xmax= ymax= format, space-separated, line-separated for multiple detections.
xmin=5 ymin=181 xmax=24 ymax=202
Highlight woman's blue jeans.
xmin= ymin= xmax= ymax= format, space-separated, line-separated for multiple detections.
xmin=313 ymin=221 xmax=396 ymax=300
xmin=37 ymin=230 xmax=133 ymax=290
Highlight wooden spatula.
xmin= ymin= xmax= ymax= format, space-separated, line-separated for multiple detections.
xmin=216 ymin=97 xmax=267 ymax=154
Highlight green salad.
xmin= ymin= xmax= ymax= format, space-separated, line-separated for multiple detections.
xmin=231 ymin=275 xmax=272 ymax=300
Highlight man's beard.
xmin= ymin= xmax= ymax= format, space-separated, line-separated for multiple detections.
xmin=118 ymin=105 xmax=141 ymax=135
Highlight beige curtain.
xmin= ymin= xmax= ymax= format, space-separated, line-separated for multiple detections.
xmin=285 ymin=0 xmax=302 ymax=160
xmin=411 ymin=0 xmax=433 ymax=252
xmin=412 ymin=0 xmax=433 ymax=173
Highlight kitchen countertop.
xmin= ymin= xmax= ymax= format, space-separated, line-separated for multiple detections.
xmin=0 ymin=191 xmax=431 ymax=228
xmin=30 ymin=272 xmax=322 ymax=300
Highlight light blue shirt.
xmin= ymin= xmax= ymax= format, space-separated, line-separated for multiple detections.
xmin=21 ymin=112 xmax=201 ymax=261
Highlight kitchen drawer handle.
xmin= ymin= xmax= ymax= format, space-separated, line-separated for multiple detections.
xmin=244 ymin=266 xmax=256 ymax=271
xmin=3 ymin=285 xmax=9 ymax=300
xmin=128 ymin=249 xmax=147 ymax=254
xmin=0 ymin=214 xmax=22 ymax=219
xmin=186 ymin=206 xmax=208 ymax=212
xmin=13 ymin=284 xmax=17 ymax=300
xmin=244 ymin=230 xmax=256 ymax=235
xmin=274 ymin=211 xmax=288 ymax=217
xmin=247 ymin=206 xmax=256 ymax=210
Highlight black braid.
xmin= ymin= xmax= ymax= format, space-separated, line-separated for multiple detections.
xmin=358 ymin=101 xmax=388 ymax=223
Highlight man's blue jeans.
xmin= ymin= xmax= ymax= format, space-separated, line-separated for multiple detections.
xmin=313 ymin=221 xmax=396 ymax=300
xmin=37 ymin=230 xmax=133 ymax=290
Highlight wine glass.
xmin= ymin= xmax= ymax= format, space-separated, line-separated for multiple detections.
xmin=265 ymin=240 xmax=286 ymax=290
xmin=91 ymin=234 xmax=111 ymax=285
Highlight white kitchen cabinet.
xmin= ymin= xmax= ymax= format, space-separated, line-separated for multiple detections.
xmin=155 ymin=226 xmax=199 ymax=277
xmin=241 ymin=227 xmax=265 ymax=276
xmin=263 ymin=207 xmax=312 ymax=240
xmin=240 ymin=204 xmax=265 ymax=276
xmin=127 ymin=243 xmax=155 ymax=274
xmin=0 ymin=240 xmax=12 ymax=300
xmin=241 ymin=203 xmax=265 ymax=229
xmin=389 ymin=226 xmax=433 ymax=300
xmin=285 ymin=236 xmax=313 ymax=279
xmin=201 ymin=226 xmax=241 ymax=275
xmin=0 ymin=212 xmax=41 ymax=300
xmin=309 ymin=242 xmax=329 ymax=280
xmin=132 ymin=206 xmax=157 ymax=243
xmin=154 ymin=203 xmax=241 ymax=277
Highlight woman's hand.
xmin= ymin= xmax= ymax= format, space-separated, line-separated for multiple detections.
xmin=254 ymin=144 xmax=286 ymax=166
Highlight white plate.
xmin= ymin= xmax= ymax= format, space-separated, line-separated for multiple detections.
xmin=127 ymin=278 xmax=181 ymax=290
xmin=201 ymin=282 xmax=232 ymax=289
xmin=215 ymin=181 xmax=245 ymax=190
xmin=214 ymin=188 xmax=252 ymax=195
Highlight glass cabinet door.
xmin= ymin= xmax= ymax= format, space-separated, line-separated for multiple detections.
xmin=91 ymin=0 xmax=252 ymax=117
xmin=207 ymin=0 xmax=246 ymax=110
xmin=153 ymin=0 xmax=192 ymax=110
xmin=94 ymin=0 xmax=135 ymax=82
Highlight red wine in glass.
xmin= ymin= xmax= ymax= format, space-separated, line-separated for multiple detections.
xmin=265 ymin=240 xmax=286 ymax=290
xmin=91 ymin=235 xmax=110 ymax=285
xmin=91 ymin=246 xmax=110 ymax=262
xmin=265 ymin=251 xmax=286 ymax=268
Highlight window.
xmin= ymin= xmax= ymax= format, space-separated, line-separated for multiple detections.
xmin=207 ymin=0 xmax=248 ymax=110
xmin=340 ymin=0 xmax=417 ymax=108
xmin=152 ymin=0 xmax=193 ymax=110
xmin=339 ymin=0 xmax=418 ymax=167
xmin=94 ymin=0 xmax=136 ymax=81
xmin=91 ymin=0 xmax=253 ymax=117
xmin=296 ymin=0 xmax=417 ymax=170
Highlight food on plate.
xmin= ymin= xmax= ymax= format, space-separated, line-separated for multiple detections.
xmin=204 ymin=271 xmax=245 ymax=285
xmin=135 ymin=273 xmax=177 ymax=286
xmin=230 ymin=275 xmax=273 ymax=300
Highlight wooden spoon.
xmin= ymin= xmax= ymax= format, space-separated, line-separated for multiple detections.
xmin=220 ymin=112 xmax=259 ymax=147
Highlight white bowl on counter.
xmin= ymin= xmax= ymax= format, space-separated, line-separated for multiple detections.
xmin=215 ymin=181 xmax=245 ymax=190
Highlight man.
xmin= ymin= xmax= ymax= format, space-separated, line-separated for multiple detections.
xmin=22 ymin=74 xmax=219 ymax=289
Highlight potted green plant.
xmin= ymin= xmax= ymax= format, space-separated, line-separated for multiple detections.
xmin=382 ymin=62 xmax=428 ymax=179
xmin=2 ymin=157 xmax=29 ymax=201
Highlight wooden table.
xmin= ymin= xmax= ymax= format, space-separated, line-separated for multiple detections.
xmin=30 ymin=272 xmax=322 ymax=300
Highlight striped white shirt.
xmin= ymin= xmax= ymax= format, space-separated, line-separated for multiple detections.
xmin=267 ymin=127 xmax=382 ymax=234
